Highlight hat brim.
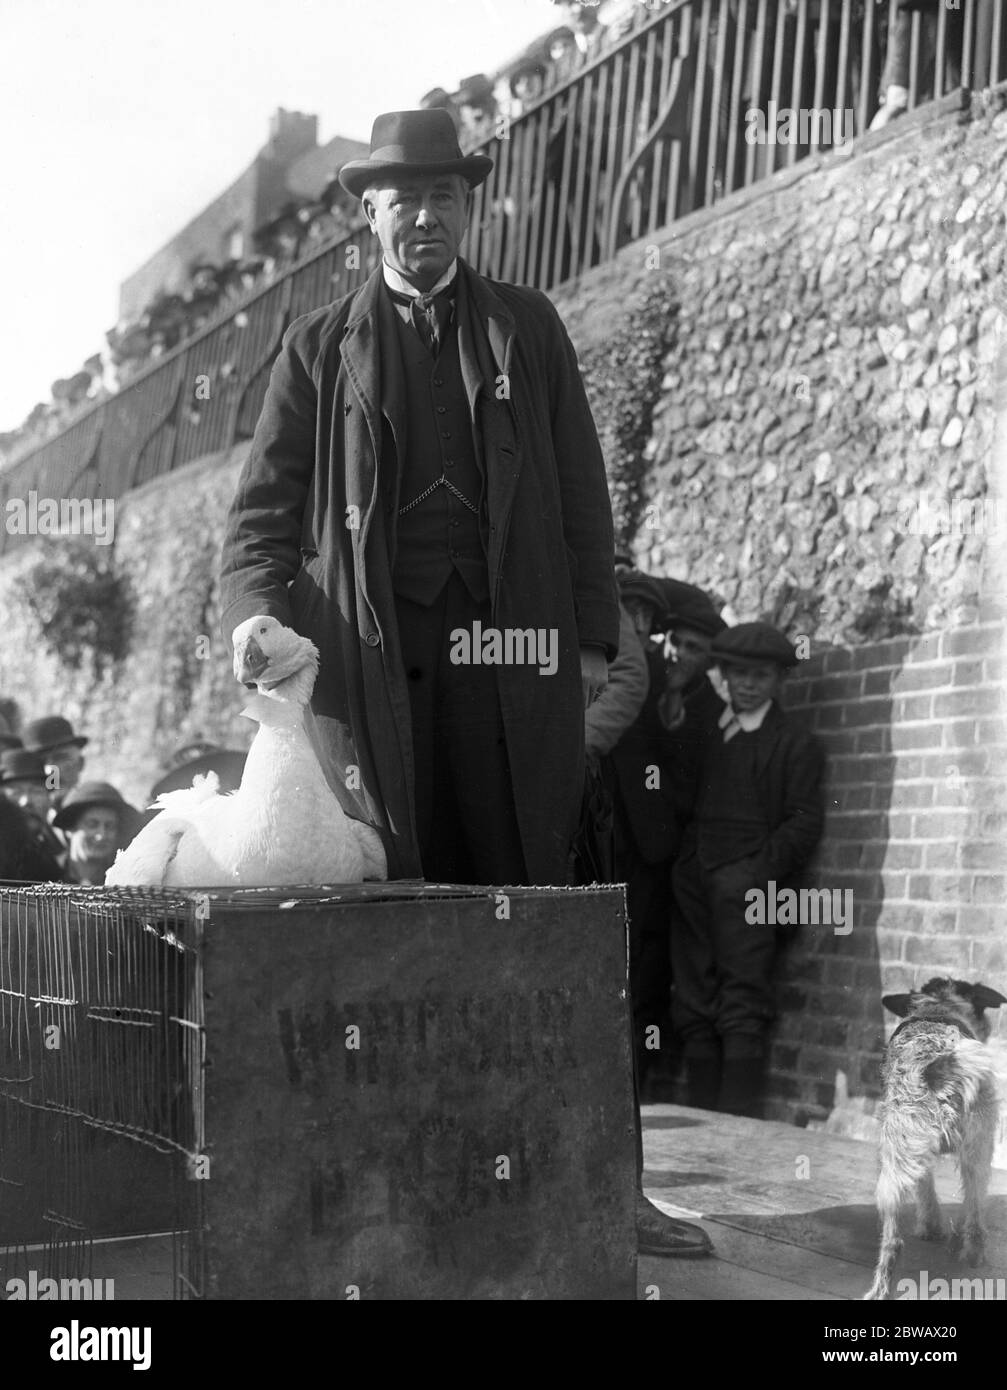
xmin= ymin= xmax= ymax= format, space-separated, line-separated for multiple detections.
xmin=30 ymin=735 xmax=88 ymax=753
xmin=668 ymin=612 xmax=727 ymax=639
xmin=53 ymin=795 xmax=128 ymax=831
xmin=339 ymin=154 xmax=494 ymax=199
xmin=150 ymin=751 xmax=247 ymax=801
xmin=714 ymin=652 xmax=797 ymax=670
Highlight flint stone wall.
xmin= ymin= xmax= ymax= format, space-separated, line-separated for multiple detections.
xmin=552 ymin=96 xmax=1007 ymax=644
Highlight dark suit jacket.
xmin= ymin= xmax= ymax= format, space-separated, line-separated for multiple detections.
xmin=609 ymin=656 xmax=724 ymax=865
xmin=0 ymin=800 xmax=67 ymax=882
xmin=693 ymin=701 xmax=825 ymax=882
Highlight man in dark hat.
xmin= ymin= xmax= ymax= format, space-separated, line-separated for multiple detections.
xmin=419 ymin=87 xmax=462 ymax=133
xmin=220 ymin=107 xmax=618 ymax=890
xmin=0 ymin=748 xmax=67 ymax=874
xmin=670 ymin=621 xmax=825 ymax=1117
xmin=21 ymin=715 xmax=88 ymax=800
xmin=453 ymin=73 xmax=497 ymax=151
xmin=656 ymin=585 xmax=729 ymax=771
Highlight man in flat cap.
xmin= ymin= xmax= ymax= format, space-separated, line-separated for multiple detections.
xmin=670 ymin=621 xmax=825 ymax=1116
xmin=220 ymin=109 xmax=618 ymax=888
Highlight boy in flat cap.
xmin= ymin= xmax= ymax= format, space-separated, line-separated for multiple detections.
xmin=670 ymin=621 xmax=824 ymax=1116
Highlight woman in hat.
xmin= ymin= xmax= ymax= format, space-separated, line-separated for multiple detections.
xmin=508 ymin=56 xmax=548 ymax=115
xmin=53 ymin=782 xmax=139 ymax=886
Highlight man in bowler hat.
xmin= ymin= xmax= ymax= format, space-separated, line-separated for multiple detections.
xmin=220 ymin=109 xmax=618 ymax=888
xmin=21 ymin=715 xmax=88 ymax=801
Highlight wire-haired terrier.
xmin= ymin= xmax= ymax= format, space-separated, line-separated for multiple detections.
xmin=864 ymin=977 xmax=1006 ymax=1301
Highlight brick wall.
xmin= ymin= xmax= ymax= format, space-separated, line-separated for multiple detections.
xmin=769 ymin=616 xmax=1007 ymax=1139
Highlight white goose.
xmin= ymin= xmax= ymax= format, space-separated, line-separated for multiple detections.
xmin=106 ymin=617 xmax=387 ymax=887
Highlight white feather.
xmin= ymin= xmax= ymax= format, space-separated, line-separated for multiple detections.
xmin=105 ymin=619 xmax=388 ymax=888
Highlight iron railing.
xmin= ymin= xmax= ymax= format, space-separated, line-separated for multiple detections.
xmin=1 ymin=0 xmax=1002 ymax=548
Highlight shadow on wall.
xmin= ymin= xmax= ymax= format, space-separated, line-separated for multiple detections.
xmin=768 ymin=646 xmax=896 ymax=1131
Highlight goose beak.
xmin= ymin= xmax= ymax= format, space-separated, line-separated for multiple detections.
xmin=235 ymin=635 xmax=269 ymax=686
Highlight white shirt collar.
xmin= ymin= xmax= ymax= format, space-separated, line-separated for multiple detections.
xmin=719 ymin=699 xmax=773 ymax=741
xmin=382 ymin=258 xmax=458 ymax=301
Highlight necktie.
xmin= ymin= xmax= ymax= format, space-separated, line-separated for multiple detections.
xmin=388 ymin=285 xmax=453 ymax=355
xmin=719 ymin=707 xmax=743 ymax=743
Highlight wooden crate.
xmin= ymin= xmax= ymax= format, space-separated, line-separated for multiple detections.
xmin=200 ymin=883 xmax=636 ymax=1300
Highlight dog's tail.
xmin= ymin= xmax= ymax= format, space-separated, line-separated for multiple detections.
xmin=924 ymin=1037 xmax=993 ymax=1101
xmin=924 ymin=1037 xmax=996 ymax=1147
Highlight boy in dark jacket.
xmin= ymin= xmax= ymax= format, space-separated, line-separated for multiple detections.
xmin=671 ymin=622 xmax=824 ymax=1117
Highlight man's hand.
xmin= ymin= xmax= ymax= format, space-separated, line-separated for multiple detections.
xmin=580 ymin=645 xmax=608 ymax=710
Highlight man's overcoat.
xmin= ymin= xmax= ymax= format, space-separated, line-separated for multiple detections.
xmin=219 ymin=260 xmax=619 ymax=882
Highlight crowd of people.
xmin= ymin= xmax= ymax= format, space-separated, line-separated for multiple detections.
xmin=590 ymin=560 xmax=825 ymax=1119
xmin=421 ymin=0 xmax=650 ymax=138
xmin=0 ymin=176 xmax=364 ymax=464
xmin=0 ymin=706 xmax=245 ymax=886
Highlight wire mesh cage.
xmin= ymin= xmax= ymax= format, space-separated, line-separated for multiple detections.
xmin=0 ymin=884 xmax=206 ymax=1299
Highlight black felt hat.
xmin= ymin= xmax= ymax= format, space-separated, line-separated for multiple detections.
xmin=22 ymin=715 xmax=88 ymax=754
xmin=52 ymin=780 xmax=132 ymax=831
xmin=509 ymin=55 xmax=548 ymax=94
xmin=617 ymin=571 xmax=669 ymax=628
xmin=666 ymin=585 xmax=727 ymax=638
xmin=712 ymin=622 xmax=799 ymax=669
xmin=0 ymin=748 xmax=47 ymax=783
xmin=150 ymin=746 xmax=247 ymax=801
xmin=339 ymin=109 xmax=493 ymax=199
xmin=455 ymin=73 xmax=495 ymax=108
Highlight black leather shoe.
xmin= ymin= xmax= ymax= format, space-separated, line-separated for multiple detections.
xmin=636 ymin=1193 xmax=713 ymax=1257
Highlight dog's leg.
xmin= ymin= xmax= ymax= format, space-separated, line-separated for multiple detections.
xmin=914 ymin=1168 xmax=945 ymax=1241
xmin=957 ymin=1098 xmax=996 ymax=1266
xmin=864 ymin=1163 xmax=910 ymax=1301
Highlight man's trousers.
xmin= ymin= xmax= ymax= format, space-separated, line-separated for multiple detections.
xmin=669 ymin=849 xmax=777 ymax=1060
xmin=396 ymin=572 xmax=527 ymax=885
xmin=614 ymin=807 xmax=672 ymax=1082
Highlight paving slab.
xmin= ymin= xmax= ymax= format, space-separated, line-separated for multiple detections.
xmin=640 ymin=1104 xmax=1007 ymax=1301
